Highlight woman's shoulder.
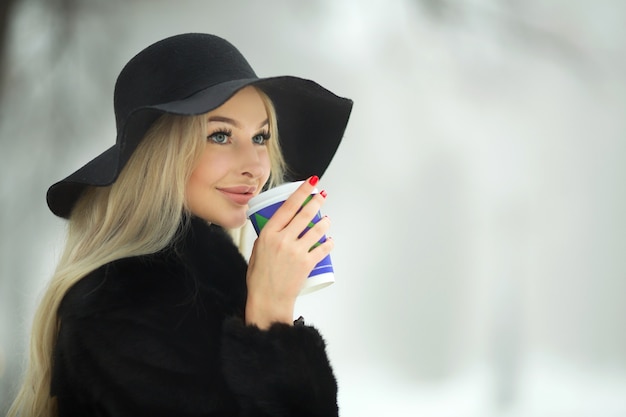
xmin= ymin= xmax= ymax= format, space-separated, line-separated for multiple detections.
xmin=57 ymin=252 xmax=192 ymax=320
xmin=57 ymin=220 xmax=248 ymax=321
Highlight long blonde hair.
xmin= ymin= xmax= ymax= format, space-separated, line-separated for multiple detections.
xmin=9 ymin=87 xmax=284 ymax=417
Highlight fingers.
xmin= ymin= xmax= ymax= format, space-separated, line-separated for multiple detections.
xmin=298 ymin=214 xmax=330 ymax=252
xmin=257 ymin=175 xmax=333 ymax=266
xmin=289 ymin=192 xmax=327 ymax=239
xmin=263 ymin=176 xmax=324 ymax=232
xmin=310 ymin=234 xmax=334 ymax=264
xmin=245 ymin=177 xmax=334 ymax=320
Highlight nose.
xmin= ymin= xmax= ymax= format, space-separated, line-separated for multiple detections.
xmin=238 ymin=141 xmax=266 ymax=179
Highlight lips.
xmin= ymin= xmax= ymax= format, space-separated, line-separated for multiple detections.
xmin=217 ymin=185 xmax=257 ymax=205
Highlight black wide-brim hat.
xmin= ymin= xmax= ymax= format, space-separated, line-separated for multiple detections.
xmin=46 ymin=33 xmax=353 ymax=218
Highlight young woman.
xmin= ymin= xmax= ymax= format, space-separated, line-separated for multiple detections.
xmin=9 ymin=33 xmax=352 ymax=417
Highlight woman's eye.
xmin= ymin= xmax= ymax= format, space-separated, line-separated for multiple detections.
xmin=252 ymin=132 xmax=270 ymax=145
xmin=208 ymin=132 xmax=230 ymax=144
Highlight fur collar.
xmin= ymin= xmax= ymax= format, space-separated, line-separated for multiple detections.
xmin=58 ymin=216 xmax=249 ymax=320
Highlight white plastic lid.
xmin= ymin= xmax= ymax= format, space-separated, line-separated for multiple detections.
xmin=246 ymin=181 xmax=305 ymax=216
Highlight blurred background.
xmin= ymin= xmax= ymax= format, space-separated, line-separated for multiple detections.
xmin=1 ymin=0 xmax=625 ymax=415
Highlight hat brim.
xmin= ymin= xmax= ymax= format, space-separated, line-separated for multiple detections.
xmin=155 ymin=76 xmax=353 ymax=182
xmin=47 ymin=76 xmax=352 ymax=218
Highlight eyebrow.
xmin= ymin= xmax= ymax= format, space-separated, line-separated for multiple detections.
xmin=207 ymin=116 xmax=269 ymax=129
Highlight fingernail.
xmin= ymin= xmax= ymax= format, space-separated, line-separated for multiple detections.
xmin=308 ymin=175 xmax=319 ymax=186
xmin=320 ymin=190 xmax=327 ymax=198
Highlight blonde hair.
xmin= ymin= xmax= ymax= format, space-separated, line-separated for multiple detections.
xmin=9 ymin=87 xmax=284 ymax=417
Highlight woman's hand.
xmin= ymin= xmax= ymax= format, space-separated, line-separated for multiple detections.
xmin=245 ymin=176 xmax=333 ymax=330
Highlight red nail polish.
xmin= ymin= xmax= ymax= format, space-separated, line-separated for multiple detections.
xmin=308 ymin=175 xmax=319 ymax=186
xmin=320 ymin=190 xmax=327 ymax=198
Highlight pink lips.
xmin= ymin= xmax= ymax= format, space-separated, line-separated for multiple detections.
xmin=217 ymin=185 xmax=257 ymax=205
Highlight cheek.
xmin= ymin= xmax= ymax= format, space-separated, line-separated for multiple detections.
xmin=190 ymin=151 xmax=228 ymax=185
xmin=187 ymin=165 xmax=211 ymax=192
xmin=261 ymin=152 xmax=272 ymax=181
xmin=184 ymin=173 xmax=203 ymax=210
xmin=186 ymin=154 xmax=222 ymax=201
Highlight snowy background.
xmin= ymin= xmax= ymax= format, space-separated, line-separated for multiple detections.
xmin=1 ymin=0 xmax=625 ymax=415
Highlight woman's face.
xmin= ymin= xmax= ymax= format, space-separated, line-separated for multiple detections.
xmin=186 ymin=86 xmax=272 ymax=228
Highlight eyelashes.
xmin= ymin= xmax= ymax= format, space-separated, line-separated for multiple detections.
xmin=207 ymin=128 xmax=232 ymax=144
xmin=256 ymin=130 xmax=271 ymax=140
xmin=207 ymin=127 xmax=271 ymax=145
xmin=253 ymin=130 xmax=271 ymax=144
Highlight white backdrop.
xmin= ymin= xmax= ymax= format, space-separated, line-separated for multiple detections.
xmin=1 ymin=0 xmax=625 ymax=415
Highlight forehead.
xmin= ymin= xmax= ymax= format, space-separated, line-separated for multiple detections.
xmin=207 ymin=86 xmax=267 ymax=120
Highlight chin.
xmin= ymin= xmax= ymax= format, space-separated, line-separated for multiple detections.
xmin=213 ymin=213 xmax=249 ymax=230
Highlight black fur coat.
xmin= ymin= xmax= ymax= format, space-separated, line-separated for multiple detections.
xmin=51 ymin=217 xmax=338 ymax=416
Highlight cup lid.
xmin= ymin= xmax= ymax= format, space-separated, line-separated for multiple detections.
xmin=246 ymin=181 xmax=305 ymax=216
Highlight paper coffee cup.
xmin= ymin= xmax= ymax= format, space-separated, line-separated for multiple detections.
xmin=247 ymin=181 xmax=334 ymax=295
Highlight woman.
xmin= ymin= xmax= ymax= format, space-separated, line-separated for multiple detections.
xmin=9 ymin=33 xmax=352 ymax=417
